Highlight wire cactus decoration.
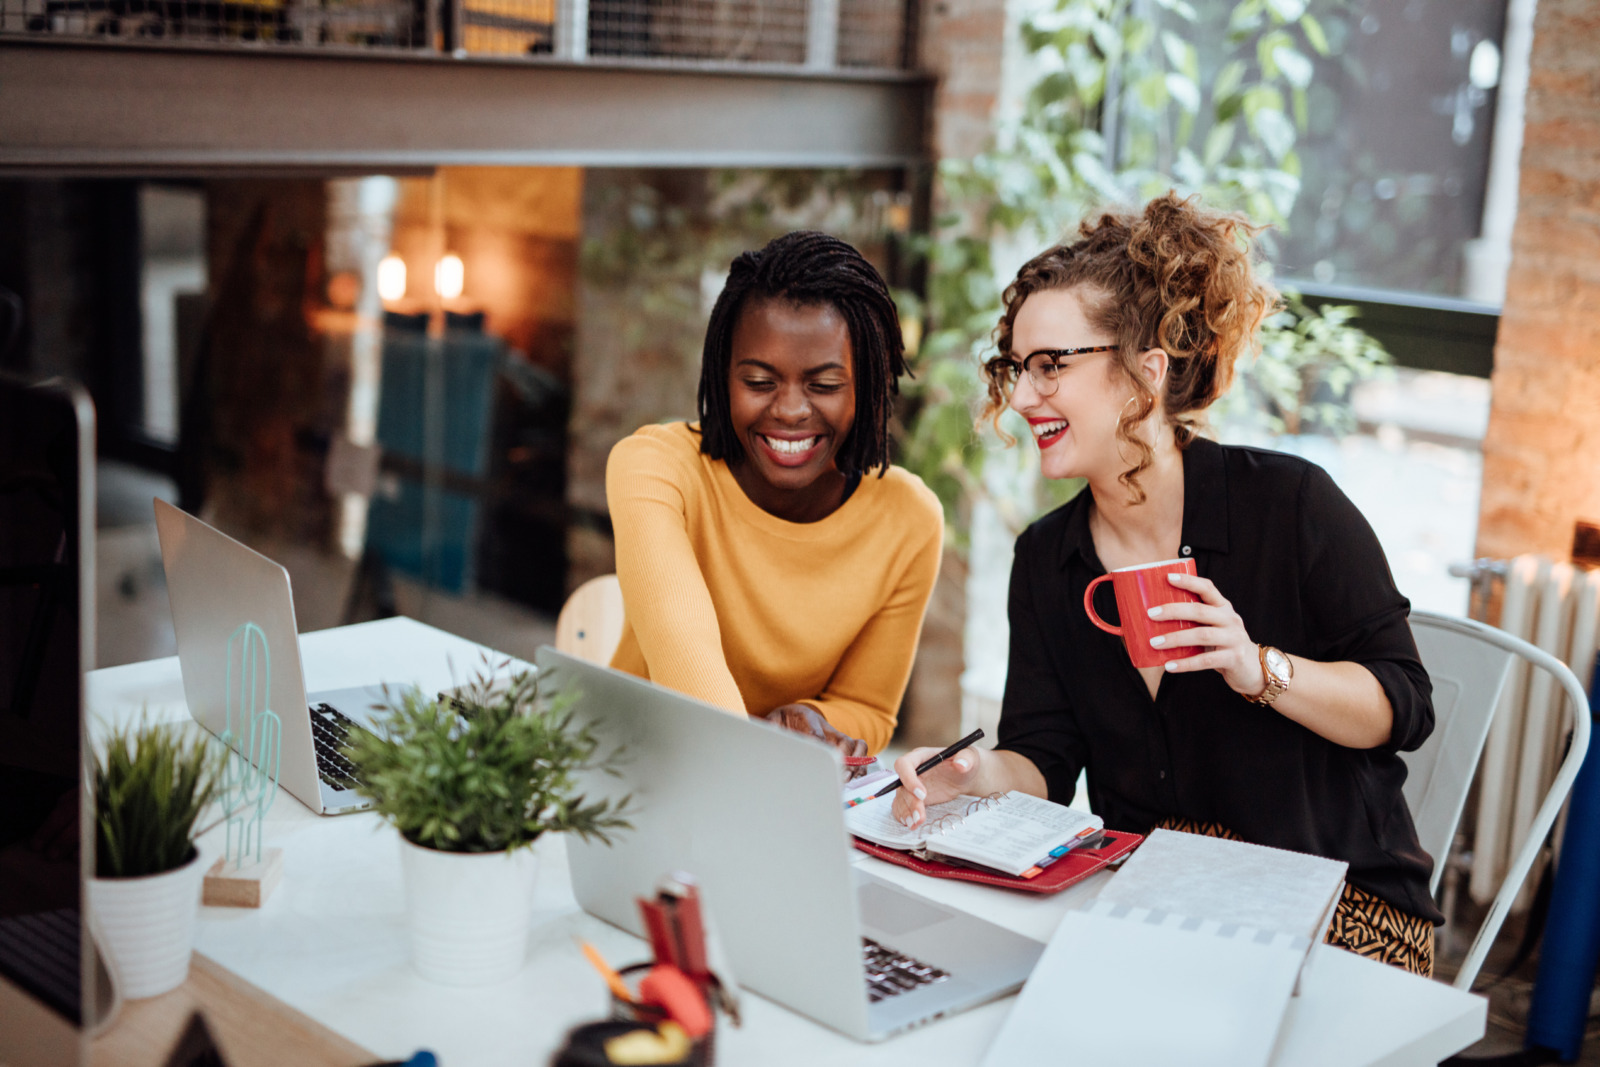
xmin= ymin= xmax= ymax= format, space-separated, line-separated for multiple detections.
xmin=219 ymin=621 xmax=281 ymax=867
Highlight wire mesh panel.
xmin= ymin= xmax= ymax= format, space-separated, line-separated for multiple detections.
xmin=0 ymin=0 xmax=427 ymax=46
xmin=0 ymin=0 xmax=909 ymax=65
xmin=837 ymin=0 xmax=905 ymax=68
xmin=588 ymin=0 xmax=807 ymax=63
xmin=309 ymin=0 xmax=425 ymax=46
xmin=461 ymin=0 xmax=552 ymax=54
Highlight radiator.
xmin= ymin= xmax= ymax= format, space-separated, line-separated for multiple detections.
xmin=1456 ymin=556 xmax=1600 ymax=907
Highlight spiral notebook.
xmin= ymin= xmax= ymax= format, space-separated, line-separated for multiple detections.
xmin=982 ymin=832 xmax=1351 ymax=1067
xmin=844 ymin=790 xmax=1104 ymax=878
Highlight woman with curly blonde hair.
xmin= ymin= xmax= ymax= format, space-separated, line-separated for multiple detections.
xmin=890 ymin=193 xmax=1441 ymax=976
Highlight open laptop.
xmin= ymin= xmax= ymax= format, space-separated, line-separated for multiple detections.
xmin=153 ymin=498 xmax=385 ymax=816
xmin=537 ymin=647 xmax=1045 ymax=1042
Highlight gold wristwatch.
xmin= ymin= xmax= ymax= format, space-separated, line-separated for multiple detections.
xmin=1250 ymin=645 xmax=1293 ymax=706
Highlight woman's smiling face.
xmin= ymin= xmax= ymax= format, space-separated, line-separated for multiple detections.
xmin=727 ymin=297 xmax=857 ymax=501
xmin=1007 ymin=287 xmax=1135 ymax=483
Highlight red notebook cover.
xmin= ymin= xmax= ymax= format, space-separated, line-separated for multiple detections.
xmin=852 ymin=829 xmax=1143 ymax=894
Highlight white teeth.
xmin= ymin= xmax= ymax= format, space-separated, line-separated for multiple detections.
xmin=1031 ymin=420 xmax=1068 ymax=439
xmin=763 ymin=436 xmax=818 ymax=455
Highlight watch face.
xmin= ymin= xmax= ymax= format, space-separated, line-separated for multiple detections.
xmin=1265 ymin=648 xmax=1290 ymax=679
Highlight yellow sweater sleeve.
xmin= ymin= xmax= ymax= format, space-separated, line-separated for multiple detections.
xmin=606 ymin=431 xmax=748 ymax=716
xmin=806 ymin=518 xmax=943 ymax=754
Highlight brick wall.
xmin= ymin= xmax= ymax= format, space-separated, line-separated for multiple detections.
xmin=905 ymin=0 xmax=1010 ymax=745
xmin=920 ymin=0 xmax=1010 ymax=161
xmin=1476 ymin=0 xmax=1600 ymax=562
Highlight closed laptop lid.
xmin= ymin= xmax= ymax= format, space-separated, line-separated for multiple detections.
xmin=152 ymin=499 xmax=324 ymax=813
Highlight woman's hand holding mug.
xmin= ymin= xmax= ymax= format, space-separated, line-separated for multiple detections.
xmin=1083 ymin=557 xmax=1202 ymax=668
xmin=890 ymin=746 xmax=983 ymax=829
xmin=1145 ymin=571 xmax=1266 ymax=697
xmin=1084 ymin=560 xmax=1267 ymax=698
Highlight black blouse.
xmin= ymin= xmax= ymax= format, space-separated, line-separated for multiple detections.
xmin=996 ymin=436 xmax=1443 ymax=923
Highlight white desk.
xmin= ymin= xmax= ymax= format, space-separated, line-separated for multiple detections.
xmin=88 ymin=617 xmax=1486 ymax=1067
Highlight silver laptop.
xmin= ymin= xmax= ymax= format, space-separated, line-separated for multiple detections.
xmin=537 ymin=647 xmax=1044 ymax=1042
xmin=153 ymin=498 xmax=387 ymax=816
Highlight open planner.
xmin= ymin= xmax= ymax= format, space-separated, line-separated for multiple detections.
xmin=844 ymin=790 xmax=1104 ymax=879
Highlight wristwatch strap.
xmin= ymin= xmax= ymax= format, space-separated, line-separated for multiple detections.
xmin=1250 ymin=644 xmax=1290 ymax=706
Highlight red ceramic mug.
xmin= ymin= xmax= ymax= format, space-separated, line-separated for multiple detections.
xmin=1083 ymin=558 xmax=1201 ymax=669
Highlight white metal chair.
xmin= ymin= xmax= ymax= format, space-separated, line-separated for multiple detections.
xmin=554 ymin=574 xmax=625 ymax=666
xmin=1403 ymin=610 xmax=1592 ymax=990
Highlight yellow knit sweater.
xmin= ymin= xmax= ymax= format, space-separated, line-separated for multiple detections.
xmin=606 ymin=422 xmax=943 ymax=754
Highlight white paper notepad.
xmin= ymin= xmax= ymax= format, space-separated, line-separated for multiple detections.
xmin=982 ymin=901 xmax=1307 ymax=1067
xmin=1095 ymin=829 xmax=1347 ymax=944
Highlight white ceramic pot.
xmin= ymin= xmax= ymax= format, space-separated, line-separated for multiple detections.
xmin=87 ymin=851 xmax=205 ymax=999
xmin=398 ymin=835 xmax=540 ymax=986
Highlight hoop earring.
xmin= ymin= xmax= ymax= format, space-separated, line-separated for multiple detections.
xmin=1114 ymin=393 xmax=1158 ymax=465
xmin=1114 ymin=396 xmax=1137 ymax=464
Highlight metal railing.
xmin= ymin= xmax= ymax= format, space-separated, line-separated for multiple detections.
xmin=0 ymin=0 xmax=914 ymax=70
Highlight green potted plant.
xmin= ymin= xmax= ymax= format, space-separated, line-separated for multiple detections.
xmin=88 ymin=720 xmax=222 ymax=999
xmin=344 ymin=662 xmax=631 ymax=987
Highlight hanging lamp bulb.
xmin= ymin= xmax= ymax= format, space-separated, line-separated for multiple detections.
xmin=377 ymin=253 xmax=407 ymax=303
xmin=434 ymin=254 xmax=464 ymax=301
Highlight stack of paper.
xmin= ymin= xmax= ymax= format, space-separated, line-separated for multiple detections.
xmin=983 ymin=901 xmax=1309 ymax=1067
xmin=1095 ymin=829 xmax=1347 ymax=945
xmin=982 ymin=830 xmax=1348 ymax=1067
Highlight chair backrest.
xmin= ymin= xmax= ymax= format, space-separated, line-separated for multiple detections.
xmin=1402 ymin=609 xmax=1591 ymax=990
xmin=555 ymin=574 xmax=625 ymax=666
xmin=1403 ymin=612 xmax=1518 ymax=894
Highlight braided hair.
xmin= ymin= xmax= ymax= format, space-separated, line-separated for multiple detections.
xmin=697 ymin=230 xmax=907 ymax=477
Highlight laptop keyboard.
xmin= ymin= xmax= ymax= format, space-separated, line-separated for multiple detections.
xmin=862 ymin=938 xmax=950 ymax=1003
xmin=310 ymin=704 xmax=364 ymax=791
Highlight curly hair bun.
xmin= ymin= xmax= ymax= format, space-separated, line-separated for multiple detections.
xmin=983 ymin=193 xmax=1279 ymax=500
xmin=1121 ymin=193 xmax=1277 ymax=412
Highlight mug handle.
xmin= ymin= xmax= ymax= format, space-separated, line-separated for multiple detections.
xmin=1083 ymin=574 xmax=1120 ymax=635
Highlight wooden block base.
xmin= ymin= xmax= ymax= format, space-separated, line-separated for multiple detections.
xmin=203 ymin=848 xmax=284 ymax=908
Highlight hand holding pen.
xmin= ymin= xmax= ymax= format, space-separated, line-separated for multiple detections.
xmin=886 ymin=729 xmax=986 ymax=829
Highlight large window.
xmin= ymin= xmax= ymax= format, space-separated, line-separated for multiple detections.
xmin=1274 ymin=0 xmax=1510 ymax=299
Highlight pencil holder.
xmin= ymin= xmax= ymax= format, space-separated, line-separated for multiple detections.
xmin=551 ymin=1020 xmax=685 ymax=1067
xmin=608 ymin=962 xmax=716 ymax=1067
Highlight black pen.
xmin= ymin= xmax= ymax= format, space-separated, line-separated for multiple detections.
xmin=870 ymin=728 xmax=985 ymax=800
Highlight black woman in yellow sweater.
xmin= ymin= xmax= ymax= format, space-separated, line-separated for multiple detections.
xmin=606 ymin=231 xmax=943 ymax=758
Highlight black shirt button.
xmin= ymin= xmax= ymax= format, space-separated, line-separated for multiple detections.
xmin=1159 ymin=770 xmax=1167 ymax=779
xmin=1181 ymin=546 xmax=1192 ymax=556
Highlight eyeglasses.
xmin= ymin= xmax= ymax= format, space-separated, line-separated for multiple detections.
xmin=985 ymin=345 xmax=1118 ymax=397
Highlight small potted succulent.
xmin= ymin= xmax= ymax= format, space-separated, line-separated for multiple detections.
xmin=344 ymin=661 xmax=631 ymax=987
xmin=88 ymin=720 xmax=222 ymax=999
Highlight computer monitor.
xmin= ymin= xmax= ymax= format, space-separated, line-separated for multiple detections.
xmin=0 ymin=373 xmax=95 ymax=1067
